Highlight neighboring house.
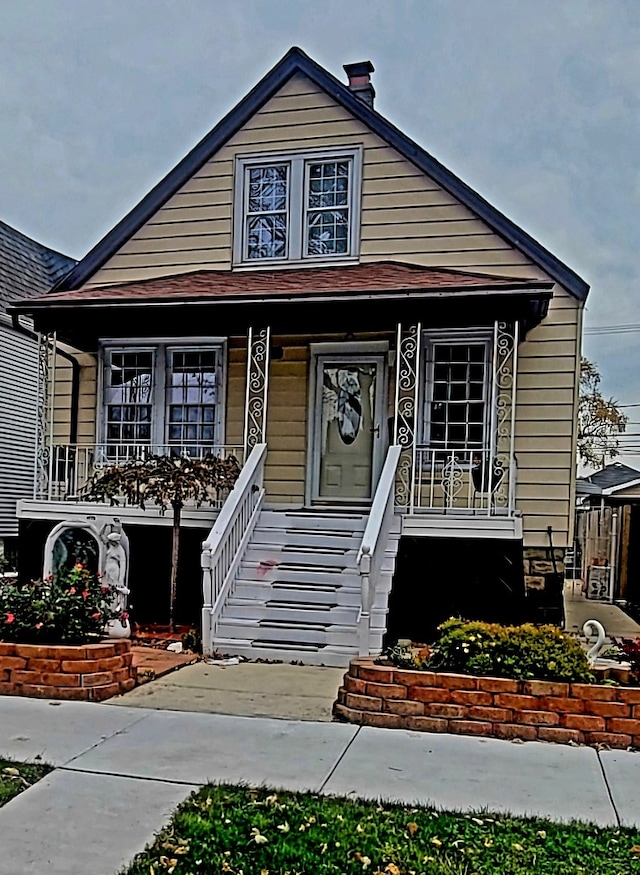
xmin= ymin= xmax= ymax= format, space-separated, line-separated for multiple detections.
xmin=12 ymin=48 xmax=588 ymax=663
xmin=576 ymin=462 xmax=640 ymax=605
xmin=0 ymin=221 xmax=74 ymax=568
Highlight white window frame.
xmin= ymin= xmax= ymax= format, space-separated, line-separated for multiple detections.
xmin=233 ymin=146 xmax=362 ymax=268
xmin=421 ymin=329 xmax=493 ymax=451
xmin=98 ymin=337 xmax=227 ymax=453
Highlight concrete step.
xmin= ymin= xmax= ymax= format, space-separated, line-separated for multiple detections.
xmin=216 ymin=618 xmax=360 ymax=647
xmin=222 ymin=602 xmax=358 ymax=626
xmin=212 ymin=638 xmax=358 ymax=667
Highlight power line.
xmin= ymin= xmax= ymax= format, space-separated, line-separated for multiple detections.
xmin=584 ymin=324 xmax=640 ymax=336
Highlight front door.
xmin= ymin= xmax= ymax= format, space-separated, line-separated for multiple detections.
xmin=310 ymin=353 xmax=386 ymax=503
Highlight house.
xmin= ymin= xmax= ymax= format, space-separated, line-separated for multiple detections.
xmin=0 ymin=221 xmax=74 ymax=569
xmin=576 ymin=462 xmax=640 ymax=604
xmin=11 ymin=48 xmax=588 ymax=664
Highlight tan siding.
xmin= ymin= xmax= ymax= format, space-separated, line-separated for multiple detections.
xmin=84 ymin=73 xmax=544 ymax=288
xmin=264 ymin=337 xmax=308 ymax=503
xmin=515 ymin=286 xmax=580 ymax=547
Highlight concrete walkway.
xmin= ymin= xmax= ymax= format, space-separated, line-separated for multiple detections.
xmin=564 ymin=580 xmax=640 ymax=638
xmin=1 ymin=697 xmax=640 ymax=874
xmin=111 ymin=661 xmax=345 ymax=721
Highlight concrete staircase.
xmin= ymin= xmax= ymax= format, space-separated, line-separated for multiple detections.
xmin=213 ymin=508 xmax=401 ymax=667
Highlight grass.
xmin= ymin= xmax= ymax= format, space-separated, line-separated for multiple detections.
xmin=124 ymin=783 xmax=640 ymax=875
xmin=0 ymin=758 xmax=52 ymax=808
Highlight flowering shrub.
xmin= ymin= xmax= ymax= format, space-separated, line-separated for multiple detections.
xmin=387 ymin=618 xmax=594 ymax=683
xmin=0 ymin=564 xmax=119 ymax=645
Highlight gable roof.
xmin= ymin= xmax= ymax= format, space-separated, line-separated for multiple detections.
xmin=27 ymin=261 xmax=552 ymax=308
xmin=578 ymin=462 xmax=640 ymax=495
xmin=53 ymin=47 xmax=589 ymax=301
xmin=0 ymin=221 xmax=74 ymax=314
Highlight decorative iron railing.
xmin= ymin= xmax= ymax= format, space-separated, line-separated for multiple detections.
xmin=33 ymin=443 xmax=244 ymax=503
xmin=200 ymin=442 xmax=267 ymax=656
xmin=410 ymin=446 xmax=516 ymax=515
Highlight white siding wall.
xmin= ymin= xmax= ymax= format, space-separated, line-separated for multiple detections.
xmin=0 ymin=324 xmax=37 ymax=537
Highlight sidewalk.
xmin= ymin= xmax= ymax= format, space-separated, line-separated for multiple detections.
xmin=1 ymin=697 xmax=639 ymax=874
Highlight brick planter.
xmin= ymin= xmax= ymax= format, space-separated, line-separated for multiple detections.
xmin=333 ymin=658 xmax=640 ymax=749
xmin=0 ymin=640 xmax=137 ymax=702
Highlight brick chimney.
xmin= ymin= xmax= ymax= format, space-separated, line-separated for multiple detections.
xmin=343 ymin=60 xmax=375 ymax=108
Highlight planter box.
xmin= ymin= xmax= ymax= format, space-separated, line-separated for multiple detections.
xmin=333 ymin=657 xmax=640 ymax=749
xmin=0 ymin=640 xmax=137 ymax=702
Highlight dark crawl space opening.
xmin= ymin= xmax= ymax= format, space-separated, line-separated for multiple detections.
xmin=384 ymin=536 xmax=526 ymax=646
xmin=18 ymin=519 xmax=206 ymax=628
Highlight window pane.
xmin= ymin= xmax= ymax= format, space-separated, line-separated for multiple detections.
xmin=305 ymin=159 xmax=350 ymax=257
xmin=248 ymin=165 xmax=288 ymax=212
xmin=307 ymin=209 xmax=349 ymax=255
xmin=427 ymin=343 xmax=487 ymax=449
xmin=245 ymin=164 xmax=289 ymax=261
xmin=108 ymin=352 xmax=153 ymax=404
xmin=166 ymin=349 xmax=218 ymax=453
xmin=247 ymin=214 xmax=287 ymax=260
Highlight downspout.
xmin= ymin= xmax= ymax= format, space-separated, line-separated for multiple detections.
xmin=11 ymin=314 xmax=80 ymax=444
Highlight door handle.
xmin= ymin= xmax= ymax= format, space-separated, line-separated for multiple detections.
xmin=370 ymin=424 xmax=381 ymax=437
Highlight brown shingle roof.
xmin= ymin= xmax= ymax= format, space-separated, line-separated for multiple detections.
xmin=24 ymin=261 xmax=547 ymax=309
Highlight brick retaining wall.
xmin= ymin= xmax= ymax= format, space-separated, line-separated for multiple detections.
xmin=0 ymin=640 xmax=137 ymax=701
xmin=333 ymin=658 xmax=640 ymax=749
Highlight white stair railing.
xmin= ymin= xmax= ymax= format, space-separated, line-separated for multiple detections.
xmin=200 ymin=443 xmax=267 ymax=656
xmin=357 ymin=445 xmax=401 ymax=656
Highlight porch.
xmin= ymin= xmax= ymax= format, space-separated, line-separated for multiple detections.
xmin=25 ymin=320 xmax=521 ymax=536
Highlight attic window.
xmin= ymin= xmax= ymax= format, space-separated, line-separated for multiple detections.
xmin=234 ymin=148 xmax=361 ymax=266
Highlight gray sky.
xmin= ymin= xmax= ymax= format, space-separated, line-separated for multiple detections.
xmin=2 ymin=0 xmax=639 ymax=452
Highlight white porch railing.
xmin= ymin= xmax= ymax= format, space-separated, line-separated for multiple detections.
xmin=35 ymin=443 xmax=244 ymax=503
xmin=200 ymin=442 xmax=267 ymax=657
xmin=357 ymin=445 xmax=401 ymax=655
xmin=410 ymin=446 xmax=516 ymax=516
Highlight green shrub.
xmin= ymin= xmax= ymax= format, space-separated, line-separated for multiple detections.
xmin=386 ymin=618 xmax=594 ymax=683
xmin=0 ymin=564 xmax=118 ymax=645
xmin=426 ymin=618 xmax=594 ymax=683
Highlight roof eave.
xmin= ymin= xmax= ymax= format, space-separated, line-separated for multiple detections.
xmin=15 ymin=281 xmax=554 ymax=312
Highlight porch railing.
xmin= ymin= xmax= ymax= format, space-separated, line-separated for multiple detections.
xmin=200 ymin=442 xmax=267 ymax=657
xmin=357 ymin=445 xmax=401 ymax=655
xmin=410 ymin=446 xmax=516 ymax=516
xmin=34 ymin=443 xmax=244 ymax=503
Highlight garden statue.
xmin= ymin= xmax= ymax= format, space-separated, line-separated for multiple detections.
xmin=100 ymin=523 xmax=131 ymax=639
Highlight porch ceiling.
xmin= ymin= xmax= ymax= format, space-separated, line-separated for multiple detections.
xmin=12 ymin=260 xmax=553 ymax=348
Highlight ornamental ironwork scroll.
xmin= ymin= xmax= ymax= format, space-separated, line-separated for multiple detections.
xmin=243 ymin=327 xmax=271 ymax=456
xmin=489 ymin=320 xmax=519 ymax=512
xmin=35 ymin=331 xmax=56 ymax=500
xmin=393 ymin=323 xmax=421 ymax=509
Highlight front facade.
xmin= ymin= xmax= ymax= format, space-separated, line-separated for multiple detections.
xmin=13 ymin=50 xmax=588 ymax=662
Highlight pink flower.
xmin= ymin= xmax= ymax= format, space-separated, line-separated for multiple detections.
xmin=34 ymin=622 xmax=43 ymax=630
xmin=121 ymin=611 xmax=129 ymax=621
xmin=82 ymin=590 xmax=89 ymax=600
xmin=68 ymin=587 xmax=76 ymax=595
xmin=4 ymin=613 xmax=15 ymax=624
xmin=91 ymin=612 xmax=101 ymax=620
xmin=74 ymin=563 xmax=84 ymax=570
xmin=101 ymin=585 xmax=110 ymax=594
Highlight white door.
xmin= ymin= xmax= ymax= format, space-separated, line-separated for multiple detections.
xmin=311 ymin=354 xmax=386 ymax=502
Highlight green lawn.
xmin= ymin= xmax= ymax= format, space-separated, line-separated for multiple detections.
xmin=124 ymin=784 xmax=640 ymax=875
xmin=0 ymin=758 xmax=52 ymax=808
